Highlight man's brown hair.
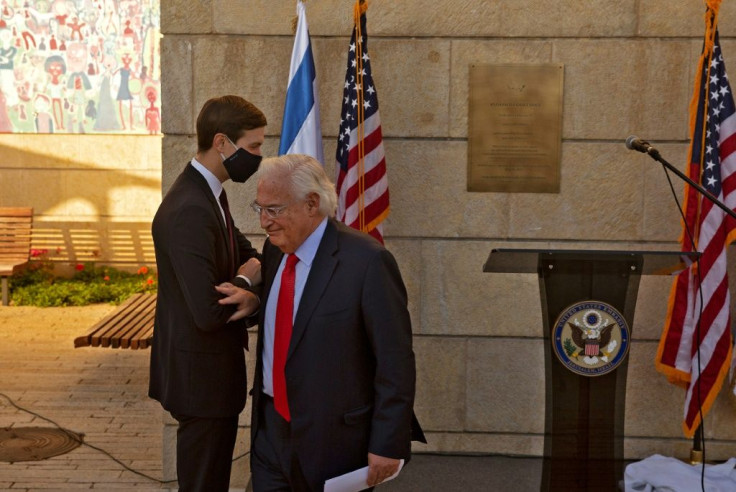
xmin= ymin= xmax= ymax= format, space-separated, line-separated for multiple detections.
xmin=196 ymin=95 xmax=267 ymax=152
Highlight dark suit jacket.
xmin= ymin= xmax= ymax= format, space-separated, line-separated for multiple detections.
xmin=251 ymin=219 xmax=425 ymax=490
xmin=149 ymin=163 xmax=258 ymax=418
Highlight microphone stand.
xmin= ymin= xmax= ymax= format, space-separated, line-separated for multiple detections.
xmin=638 ymin=146 xmax=735 ymax=466
xmin=641 ymin=147 xmax=736 ymax=221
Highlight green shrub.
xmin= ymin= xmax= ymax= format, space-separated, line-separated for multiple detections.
xmin=9 ymin=262 xmax=157 ymax=307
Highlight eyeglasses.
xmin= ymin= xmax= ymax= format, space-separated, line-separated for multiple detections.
xmin=250 ymin=201 xmax=290 ymax=219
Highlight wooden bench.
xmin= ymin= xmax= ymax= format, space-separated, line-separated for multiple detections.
xmin=0 ymin=207 xmax=33 ymax=306
xmin=74 ymin=293 xmax=157 ymax=349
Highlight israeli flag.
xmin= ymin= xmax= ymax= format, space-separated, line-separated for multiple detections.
xmin=279 ymin=1 xmax=324 ymax=164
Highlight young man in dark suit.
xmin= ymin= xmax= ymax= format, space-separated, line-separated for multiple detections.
xmin=218 ymin=153 xmax=425 ymax=491
xmin=149 ymin=95 xmax=266 ymax=491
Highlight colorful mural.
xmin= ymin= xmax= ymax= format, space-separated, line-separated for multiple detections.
xmin=0 ymin=0 xmax=160 ymax=134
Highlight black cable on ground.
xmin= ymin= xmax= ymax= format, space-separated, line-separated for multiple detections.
xmin=0 ymin=392 xmax=249 ymax=484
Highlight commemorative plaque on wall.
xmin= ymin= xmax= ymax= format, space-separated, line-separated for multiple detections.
xmin=468 ymin=64 xmax=564 ymax=193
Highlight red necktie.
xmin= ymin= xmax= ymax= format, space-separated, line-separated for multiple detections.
xmin=218 ymin=189 xmax=236 ymax=276
xmin=273 ymin=254 xmax=299 ymax=421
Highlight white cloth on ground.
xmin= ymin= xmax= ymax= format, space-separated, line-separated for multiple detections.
xmin=624 ymin=454 xmax=736 ymax=492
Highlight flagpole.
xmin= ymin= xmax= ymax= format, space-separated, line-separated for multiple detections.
xmin=690 ymin=424 xmax=703 ymax=464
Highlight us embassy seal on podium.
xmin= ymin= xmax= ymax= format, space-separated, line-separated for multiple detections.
xmin=552 ymin=301 xmax=630 ymax=377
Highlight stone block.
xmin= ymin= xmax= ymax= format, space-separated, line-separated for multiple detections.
xmin=160 ymin=37 xmax=194 ymax=135
xmin=191 ymin=37 xmax=289 ymax=137
xmin=1 ymin=168 xmax=64 ymax=212
xmin=420 ymin=240 xmax=542 ymax=337
xmin=383 ymin=239 xmax=422 ymax=332
xmin=466 ymin=338 xmax=546 ymax=433
xmin=161 ymin=411 xmax=177 ymax=482
xmin=53 ymin=169 xmax=160 ymax=218
xmin=213 ymin=0 xmax=308 ymax=35
xmin=705 ymin=375 xmax=736 ymax=441
xmin=554 ymin=39 xmax=692 ymax=140
xmin=625 ymin=341 xmax=688 ymax=438
xmin=380 ymin=140 xmax=511 ymax=239
xmin=413 ymin=337 xmax=466 ymax=431
xmin=161 ymin=135 xmax=197 ymax=194
xmin=367 ymin=39 xmax=451 ymax=138
xmin=508 ymin=143 xmax=644 ymax=241
xmin=641 ymin=143 xmax=690 ymax=242
xmin=639 ymin=0 xmax=736 ymax=37
xmin=161 ymin=0 xmax=212 ymax=34
xmin=0 ymin=135 xmax=160 ymax=170
xmin=631 ymin=275 xmax=676 ymax=341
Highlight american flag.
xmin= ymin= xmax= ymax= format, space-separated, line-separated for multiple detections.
xmin=335 ymin=0 xmax=389 ymax=243
xmin=658 ymin=14 xmax=736 ymax=438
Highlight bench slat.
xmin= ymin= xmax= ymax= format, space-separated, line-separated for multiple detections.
xmin=107 ymin=296 xmax=157 ymax=348
xmin=0 ymin=207 xmax=32 ymax=305
xmin=97 ymin=294 xmax=153 ymax=346
xmin=74 ymin=293 xmax=157 ymax=349
xmin=89 ymin=294 xmax=148 ymax=346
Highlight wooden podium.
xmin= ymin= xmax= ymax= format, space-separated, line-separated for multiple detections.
xmin=483 ymin=249 xmax=697 ymax=491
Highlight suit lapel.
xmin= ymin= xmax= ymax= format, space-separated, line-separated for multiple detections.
xmin=185 ymin=164 xmax=230 ymax=244
xmin=263 ymin=240 xmax=284 ymax=305
xmin=288 ymin=219 xmax=339 ymax=360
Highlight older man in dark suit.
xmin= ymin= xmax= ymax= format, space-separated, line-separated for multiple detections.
xmin=149 ymin=95 xmax=265 ymax=491
xmin=218 ymin=153 xmax=425 ymax=491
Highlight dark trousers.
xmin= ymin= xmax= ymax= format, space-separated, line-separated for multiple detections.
xmin=251 ymin=395 xmax=312 ymax=492
xmin=171 ymin=412 xmax=239 ymax=492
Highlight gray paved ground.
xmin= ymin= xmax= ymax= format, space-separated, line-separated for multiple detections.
xmin=0 ymin=305 xmax=535 ymax=491
xmin=0 ymin=305 xmax=165 ymax=491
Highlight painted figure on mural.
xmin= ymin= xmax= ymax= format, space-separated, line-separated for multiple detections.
xmin=44 ymin=54 xmax=66 ymax=130
xmin=115 ymin=51 xmax=133 ymax=129
xmin=94 ymin=53 xmax=120 ymax=131
xmin=143 ymin=85 xmax=159 ymax=134
xmin=0 ymin=26 xmax=19 ymax=110
xmin=66 ymin=42 xmax=91 ymax=133
xmin=33 ymin=93 xmax=54 ymax=133
xmin=68 ymin=16 xmax=85 ymax=41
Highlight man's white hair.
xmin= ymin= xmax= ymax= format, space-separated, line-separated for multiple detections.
xmin=257 ymin=154 xmax=337 ymax=217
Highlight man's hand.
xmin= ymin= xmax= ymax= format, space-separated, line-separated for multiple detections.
xmin=215 ymin=282 xmax=259 ymax=322
xmin=366 ymin=453 xmax=400 ymax=487
xmin=237 ymin=257 xmax=262 ymax=286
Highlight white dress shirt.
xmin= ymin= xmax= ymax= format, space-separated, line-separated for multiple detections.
xmin=262 ymin=218 xmax=328 ymax=396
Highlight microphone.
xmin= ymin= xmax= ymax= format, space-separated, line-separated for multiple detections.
xmin=625 ymin=135 xmax=658 ymax=155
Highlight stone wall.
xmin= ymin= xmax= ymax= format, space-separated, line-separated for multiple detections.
xmin=159 ymin=0 xmax=736 ymax=482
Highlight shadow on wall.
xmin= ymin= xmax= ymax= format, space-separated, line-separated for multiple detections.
xmin=0 ymin=137 xmax=162 ymax=270
xmin=31 ymin=220 xmax=156 ymax=271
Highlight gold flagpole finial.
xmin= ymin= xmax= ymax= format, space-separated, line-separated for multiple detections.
xmin=292 ymin=0 xmax=308 ymax=35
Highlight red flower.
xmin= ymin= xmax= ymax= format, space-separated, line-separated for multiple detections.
xmin=103 ymin=275 xmax=110 ymax=282
xmin=137 ymin=266 xmax=149 ymax=275
xmin=75 ymin=264 xmax=84 ymax=271
xmin=30 ymin=249 xmax=42 ymax=257
xmin=146 ymin=278 xmax=154 ymax=285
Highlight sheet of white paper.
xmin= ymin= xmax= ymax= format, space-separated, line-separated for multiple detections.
xmin=324 ymin=459 xmax=405 ymax=492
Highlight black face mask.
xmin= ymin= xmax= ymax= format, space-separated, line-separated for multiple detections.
xmin=221 ymin=141 xmax=262 ymax=183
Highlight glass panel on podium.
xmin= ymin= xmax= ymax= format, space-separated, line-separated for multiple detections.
xmin=483 ymin=249 xmax=699 ymax=492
